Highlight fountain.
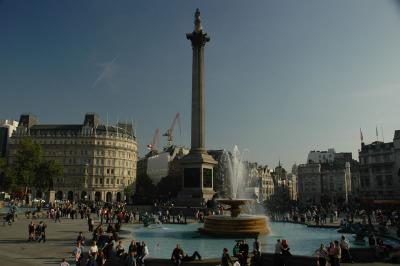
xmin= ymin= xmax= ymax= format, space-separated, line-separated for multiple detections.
xmin=200 ymin=146 xmax=270 ymax=237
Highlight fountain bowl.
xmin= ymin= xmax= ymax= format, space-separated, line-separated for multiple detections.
xmin=200 ymin=198 xmax=270 ymax=237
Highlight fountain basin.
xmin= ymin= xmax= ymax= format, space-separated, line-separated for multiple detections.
xmin=200 ymin=215 xmax=270 ymax=237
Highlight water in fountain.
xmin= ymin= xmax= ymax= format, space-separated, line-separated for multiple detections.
xmin=221 ymin=145 xmax=248 ymax=199
xmin=201 ymin=145 xmax=270 ymax=236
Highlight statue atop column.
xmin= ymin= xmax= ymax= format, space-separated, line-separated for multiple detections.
xmin=187 ymin=8 xmax=210 ymax=47
xmin=194 ymin=8 xmax=202 ymax=33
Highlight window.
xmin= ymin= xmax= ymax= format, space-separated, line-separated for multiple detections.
xmin=111 ymin=169 xmax=114 ymax=174
xmin=385 ymin=175 xmax=393 ymax=186
xmin=106 ymin=179 xmax=109 ymax=184
xmin=376 ymin=176 xmax=383 ymax=187
xmin=365 ymin=177 xmax=370 ymax=187
xmin=107 ymin=169 xmax=110 ymax=174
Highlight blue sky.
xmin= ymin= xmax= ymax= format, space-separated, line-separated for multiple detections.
xmin=1 ymin=0 xmax=400 ymax=169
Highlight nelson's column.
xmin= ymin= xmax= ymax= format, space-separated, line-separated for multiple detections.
xmin=177 ymin=9 xmax=217 ymax=206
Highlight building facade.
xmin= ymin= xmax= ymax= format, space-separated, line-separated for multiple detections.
xmin=297 ymin=163 xmax=322 ymax=204
xmin=358 ymin=138 xmax=399 ymax=200
xmin=258 ymin=166 xmax=275 ymax=202
xmin=307 ymin=148 xmax=336 ymax=164
xmin=0 ymin=119 xmax=19 ymax=157
xmin=8 ymin=113 xmax=137 ymax=202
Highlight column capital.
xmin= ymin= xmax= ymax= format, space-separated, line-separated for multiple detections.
xmin=186 ymin=31 xmax=210 ymax=47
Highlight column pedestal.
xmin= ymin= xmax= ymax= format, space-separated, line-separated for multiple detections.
xmin=176 ymin=151 xmax=217 ymax=206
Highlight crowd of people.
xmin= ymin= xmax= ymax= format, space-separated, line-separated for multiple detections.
xmin=3 ymin=198 xmax=399 ymax=266
xmin=313 ymin=236 xmax=352 ymax=266
xmin=68 ymin=237 xmax=150 ymax=266
xmin=27 ymin=220 xmax=47 ymax=242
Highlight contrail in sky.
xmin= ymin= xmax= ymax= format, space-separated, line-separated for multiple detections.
xmin=92 ymin=55 xmax=119 ymax=88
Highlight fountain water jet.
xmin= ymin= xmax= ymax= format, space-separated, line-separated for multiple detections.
xmin=200 ymin=146 xmax=270 ymax=237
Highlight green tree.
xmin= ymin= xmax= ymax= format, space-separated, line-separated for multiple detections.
xmin=124 ymin=185 xmax=135 ymax=203
xmin=156 ymin=174 xmax=182 ymax=199
xmin=9 ymin=138 xmax=42 ymax=192
xmin=35 ymin=160 xmax=63 ymax=196
xmin=265 ymin=186 xmax=292 ymax=214
xmin=135 ymin=174 xmax=156 ymax=204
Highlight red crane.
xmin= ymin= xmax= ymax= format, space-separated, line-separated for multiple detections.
xmin=163 ymin=112 xmax=181 ymax=147
xmin=147 ymin=128 xmax=160 ymax=151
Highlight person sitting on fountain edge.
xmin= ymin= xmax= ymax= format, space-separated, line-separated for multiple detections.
xmin=171 ymin=244 xmax=202 ymax=265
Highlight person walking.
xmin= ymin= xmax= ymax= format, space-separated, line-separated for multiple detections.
xmin=38 ymin=221 xmax=47 ymax=243
xmin=72 ymin=242 xmax=83 ymax=266
xmin=55 ymin=208 xmax=61 ymax=223
xmin=28 ymin=221 xmax=35 ymax=241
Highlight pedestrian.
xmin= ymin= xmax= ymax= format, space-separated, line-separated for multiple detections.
xmin=138 ymin=242 xmax=149 ymax=265
xmin=221 ymin=247 xmax=234 ymax=266
xmin=38 ymin=221 xmax=47 ymax=243
xmin=60 ymin=258 xmax=70 ymax=266
xmin=125 ymin=251 xmax=137 ymax=266
xmin=334 ymin=240 xmax=342 ymax=266
xmin=28 ymin=221 xmax=35 ymax=241
xmin=273 ymin=239 xmax=282 ymax=266
xmin=340 ymin=235 xmax=352 ymax=263
xmin=72 ymin=242 xmax=83 ymax=266
xmin=89 ymin=241 xmax=98 ymax=258
xmin=77 ymin=232 xmax=86 ymax=245
xmin=314 ymin=243 xmax=328 ymax=266
xmin=171 ymin=244 xmax=184 ymax=266
xmin=116 ymin=240 xmax=125 ymax=257
xmin=55 ymin=208 xmax=61 ymax=223
xmin=88 ymin=216 xmax=94 ymax=232
xmin=328 ymin=241 xmax=336 ymax=266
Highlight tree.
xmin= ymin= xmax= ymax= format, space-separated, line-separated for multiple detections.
xmin=9 ymin=138 xmax=42 ymax=192
xmin=35 ymin=160 xmax=63 ymax=196
xmin=134 ymin=174 xmax=156 ymax=204
xmin=124 ymin=185 xmax=134 ymax=203
xmin=156 ymin=174 xmax=182 ymax=199
xmin=265 ymin=186 xmax=292 ymax=214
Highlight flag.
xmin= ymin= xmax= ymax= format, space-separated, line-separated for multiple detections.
xmin=360 ymin=128 xmax=363 ymax=142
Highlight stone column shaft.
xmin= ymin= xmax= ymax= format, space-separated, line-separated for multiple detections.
xmin=191 ymin=45 xmax=205 ymax=151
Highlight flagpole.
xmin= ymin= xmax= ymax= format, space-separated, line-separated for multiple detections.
xmin=381 ymin=126 xmax=384 ymax=142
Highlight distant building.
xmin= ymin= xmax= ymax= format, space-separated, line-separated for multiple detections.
xmin=359 ymin=134 xmax=400 ymax=200
xmin=137 ymin=146 xmax=189 ymax=185
xmin=271 ymin=163 xmax=298 ymax=201
xmin=8 ymin=113 xmax=137 ymax=202
xmin=258 ymin=165 xmax=274 ymax=202
xmin=307 ymin=148 xmax=336 ymax=164
xmin=0 ymin=119 xmax=18 ymax=189
xmin=0 ymin=119 xmax=19 ymax=157
xmin=297 ymin=163 xmax=322 ymax=204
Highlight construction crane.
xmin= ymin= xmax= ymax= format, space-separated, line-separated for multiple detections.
xmin=147 ymin=128 xmax=160 ymax=151
xmin=163 ymin=112 xmax=181 ymax=147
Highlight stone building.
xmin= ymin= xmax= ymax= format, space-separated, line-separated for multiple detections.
xmin=359 ymin=135 xmax=400 ymax=200
xmin=0 ymin=119 xmax=19 ymax=157
xmin=272 ymin=164 xmax=298 ymax=201
xmin=307 ymin=148 xmax=336 ymax=164
xmin=257 ymin=165 xmax=275 ymax=202
xmin=297 ymin=163 xmax=322 ymax=204
xmin=8 ymin=113 xmax=137 ymax=202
